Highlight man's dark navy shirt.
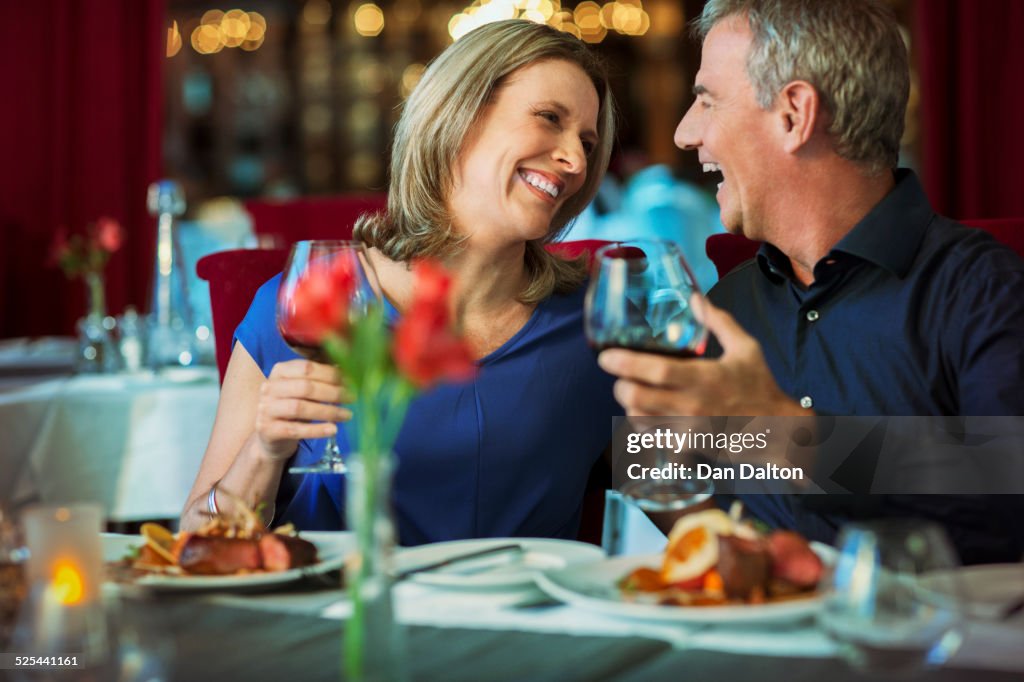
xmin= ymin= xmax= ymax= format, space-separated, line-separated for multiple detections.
xmin=707 ymin=169 xmax=1024 ymax=562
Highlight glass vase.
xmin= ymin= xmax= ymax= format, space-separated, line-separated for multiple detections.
xmin=76 ymin=272 xmax=120 ymax=374
xmin=344 ymin=454 xmax=406 ymax=682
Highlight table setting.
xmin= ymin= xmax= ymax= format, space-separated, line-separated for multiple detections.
xmin=2 ymin=239 xmax=1022 ymax=681
xmin=2 ymin=452 xmax=1023 ymax=682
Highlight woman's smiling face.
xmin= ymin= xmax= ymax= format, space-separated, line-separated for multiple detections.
xmin=447 ymin=58 xmax=600 ymax=245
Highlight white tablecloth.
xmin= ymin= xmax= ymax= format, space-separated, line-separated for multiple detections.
xmin=0 ymin=368 xmax=218 ymax=521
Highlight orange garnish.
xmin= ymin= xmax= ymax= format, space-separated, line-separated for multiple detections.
xmin=702 ymin=569 xmax=724 ymax=593
xmin=668 ymin=526 xmax=707 ymax=561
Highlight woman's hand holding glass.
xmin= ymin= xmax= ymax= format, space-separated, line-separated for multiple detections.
xmin=275 ymin=240 xmax=381 ymax=474
xmin=253 ymin=359 xmax=353 ymax=461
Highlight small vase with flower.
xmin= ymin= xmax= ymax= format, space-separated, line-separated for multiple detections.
xmin=284 ymin=254 xmax=476 ymax=681
xmin=50 ymin=216 xmax=125 ymax=373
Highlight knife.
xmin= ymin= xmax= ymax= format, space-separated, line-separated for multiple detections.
xmin=394 ymin=543 xmax=524 ymax=581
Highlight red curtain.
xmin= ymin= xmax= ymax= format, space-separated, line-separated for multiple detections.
xmin=915 ymin=0 xmax=1024 ymax=219
xmin=0 ymin=0 xmax=164 ymax=338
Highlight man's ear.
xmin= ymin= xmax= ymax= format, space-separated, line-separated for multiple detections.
xmin=777 ymin=80 xmax=820 ymax=154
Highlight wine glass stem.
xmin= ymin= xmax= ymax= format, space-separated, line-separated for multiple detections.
xmin=325 ymin=433 xmax=343 ymax=465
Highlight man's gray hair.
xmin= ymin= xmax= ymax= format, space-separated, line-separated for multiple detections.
xmin=696 ymin=0 xmax=909 ymax=173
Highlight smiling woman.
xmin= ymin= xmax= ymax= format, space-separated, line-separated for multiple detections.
xmin=448 ymin=59 xmax=600 ymax=248
xmin=181 ymin=20 xmax=625 ymax=548
xmin=355 ymin=18 xmax=616 ymax=305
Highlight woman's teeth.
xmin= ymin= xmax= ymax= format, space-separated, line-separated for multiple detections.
xmin=521 ymin=171 xmax=559 ymax=198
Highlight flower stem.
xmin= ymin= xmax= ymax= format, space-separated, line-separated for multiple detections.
xmin=85 ymin=271 xmax=106 ymax=319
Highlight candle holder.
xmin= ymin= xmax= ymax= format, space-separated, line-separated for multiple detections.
xmin=11 ymin=504 xmax=115 ymax=679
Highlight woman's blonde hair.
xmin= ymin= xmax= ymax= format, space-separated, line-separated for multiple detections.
xmin=354 ymin=19 xmax=615 ymax=303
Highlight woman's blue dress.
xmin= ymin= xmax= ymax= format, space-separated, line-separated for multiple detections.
xmin=234 ymin=274 xmax=622 ymax=545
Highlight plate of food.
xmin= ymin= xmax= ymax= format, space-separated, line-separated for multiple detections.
xmin=103 ymin=512 xmax=353 ymax=592
xmin=393 ymin=538 xmax=604 ymax=589
xmin=536 ymin=508 xmax=832 ymax=624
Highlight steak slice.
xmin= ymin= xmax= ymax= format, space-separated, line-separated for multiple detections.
xmin=717 ymin=534 xmax=771 ymax=600
xmin=767 ymin=530 xmax=823 ymax=588
xmin=176 ymin=536 xmax=262 ymax=575
xmin=258 ymin=533 xmax=318 ymax=571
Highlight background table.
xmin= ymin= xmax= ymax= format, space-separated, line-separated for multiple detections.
xmin=0 ymin=368 xmax=218 ymax=522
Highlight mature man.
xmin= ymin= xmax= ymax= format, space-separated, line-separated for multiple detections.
xmin=599 ymin=0 xmax=1024 ymax=562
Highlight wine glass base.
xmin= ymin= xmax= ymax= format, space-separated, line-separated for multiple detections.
xmin=619 ymin=479 xmax=713 ymax=512
xmin=289 ymin=461 xmax=347 ymax=475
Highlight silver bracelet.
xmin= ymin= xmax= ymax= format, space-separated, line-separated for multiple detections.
xmin=207 ymin=481 xmax=220 ymax=516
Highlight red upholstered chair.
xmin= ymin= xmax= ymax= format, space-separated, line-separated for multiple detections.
xmin=705 ymin=232 xmax=760 ymax=279
xmin=704 ymin=217 xmax=1024 ymax=282
xmin=244 ymin=193 xmax=387 ymax=245
xmin=961 ymin=217 xmax=1024 ymax=257
xmin=546 ymin=239 xmax=611 ymax=264
xmin=196 ymin=247 xmax=289 ymax=383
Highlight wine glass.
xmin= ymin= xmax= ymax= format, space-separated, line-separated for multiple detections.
xmin=585 ymin=239 xmax=712 ymax=512
xmin=276 ymin=240 xmax=381 ymax=475
xmin=818 ymin=520 xmax=965 ymax=676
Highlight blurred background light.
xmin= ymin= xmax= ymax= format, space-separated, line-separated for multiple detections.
xmin=167 ymin=20 xmax=183 ymax=58
xmin=354 ymin=4 xmax=385 ymax=37
xmin=302 ymin=0 xmax=332 ymax=26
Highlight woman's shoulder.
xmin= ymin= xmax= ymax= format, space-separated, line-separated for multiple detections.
xmin=234 ymin=272 xmax=289 ymax=375
xmin=252 ymin=272 xmax=284 ymax=310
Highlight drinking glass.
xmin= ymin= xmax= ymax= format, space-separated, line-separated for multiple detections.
xmin=585 ymin=240 xmax=708 ymax=358
xmin=276 ymin=240 xmax=381 ymax=474
xmin=585 ymin=240 xmax=712 ymax=511
xmin=818 ymin=520 xmax=965 ymax=676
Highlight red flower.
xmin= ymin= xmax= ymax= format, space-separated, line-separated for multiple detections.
xmin=279 ymin=254 xmax=357 ymax=346
xmin=95 ymin=217 xmax=123 ymax=253
xmin=394 ymin=260 xmax=477 ymax=388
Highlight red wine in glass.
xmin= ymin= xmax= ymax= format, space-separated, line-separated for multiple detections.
xmin=279 ymin=334 xmax=332 ymax=365
xmin=585 ymin=239 xmax=713 ymax=511
xmin=588 ymin=341 xmax=703 ymax=359
xmin=276 ymin=240 xmax=381 ymax=475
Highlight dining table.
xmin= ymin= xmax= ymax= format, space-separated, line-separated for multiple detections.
xmin=0 ymin=348 xmax=218 ymax=522
xmin=97 ymin=530 xmax=1024 ymax=682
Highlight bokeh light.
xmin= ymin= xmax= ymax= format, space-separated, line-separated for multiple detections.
xmin=303 ymin=0 xmax=332 ymax=26
xmin=448 ymin=0 xmax=658 ymax=42
xmin=188 ymin=9 xmax=268 ymax=54
xmin=167 ymin=20 xmax=182 ymax=57
xmin=354 ymin=4 xmax=385 ymax=37
xmin=400 ymin=63 xmax=425 ymax=98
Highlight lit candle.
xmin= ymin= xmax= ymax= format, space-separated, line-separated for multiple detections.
xmin=22 ymin=504 xmax=103 ymax=607
xmin=16 ymin=503 xmax=110 ymax=664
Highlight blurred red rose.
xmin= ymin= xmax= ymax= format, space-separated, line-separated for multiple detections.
xmin=394 ymin=260 xmax=476 ymax=388
xmin=280 ymin=254 xmax=357 ymax=346
xmin=95 ymin=217 xmax=123 ymax=253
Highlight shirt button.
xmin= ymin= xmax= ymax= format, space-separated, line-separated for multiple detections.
xmin=800 ymin=396 xmax=814 ymax=409
xmin=806 ymin=310 xmax=819 ymax=322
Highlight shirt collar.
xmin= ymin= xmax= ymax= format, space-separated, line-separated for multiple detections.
xmin=756 ymin=168 xmax=935 ymax=283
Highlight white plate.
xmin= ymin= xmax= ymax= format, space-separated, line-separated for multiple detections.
xmin=103 ymin=531 xmax=353 ymax=592
xmin=394 ymin=538 xmax=604 ymax=589
xmin=535 ymin=545 xmax=830 ymax=625
xmin=955 ymin=563 xmax=1024 ymax=619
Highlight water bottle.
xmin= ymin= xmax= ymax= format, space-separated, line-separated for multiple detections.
xmin=145 ymin=180 xmax=195 ymax=368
